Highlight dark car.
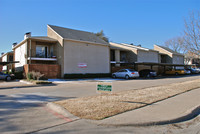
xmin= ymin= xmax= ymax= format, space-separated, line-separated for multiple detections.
xmin=0 ymin=72 xmax=12 ymax=81
xmin=139 ymin=69 xmax=157 ymax=78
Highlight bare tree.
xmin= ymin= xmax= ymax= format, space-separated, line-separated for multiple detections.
xmin=184 ymin=11 xmax=200 ymax=56
xmin=95 ymin=30 xmax=109 ymax=43
xmin=184 ymin=51 xmax=196 ymax=65
xmin=164 ymin=36 xmax=186 ymax=53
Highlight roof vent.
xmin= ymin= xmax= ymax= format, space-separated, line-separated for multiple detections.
xmin=1 ymin=52 xmax=4 ymax=56
xmin=12 ymin=42 xmax=17 ymax=48
xmin=24 ymin=32 xmax=31 ymax=39
xmin=137 ymin=44 xmax=142 ymax=47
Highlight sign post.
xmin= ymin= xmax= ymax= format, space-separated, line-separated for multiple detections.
xmin=97 ymin=81 xmax=112 ymax=94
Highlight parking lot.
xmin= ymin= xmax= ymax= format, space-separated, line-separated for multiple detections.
xmin=0 ymin=74 xmax=199 ymax=134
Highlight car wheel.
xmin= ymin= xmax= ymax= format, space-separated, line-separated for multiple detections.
xmin=6 ymin=76 xmax=11 ymax=81
xmin=175 ymin=72 xmax=178 ymax=76
xmin=112 ymin=74 xmax=116 ymax=79
xmin=146 ymin=74 xmax=150 ymax=78
xmin=125 ymin=75 xmax=129 ymax=79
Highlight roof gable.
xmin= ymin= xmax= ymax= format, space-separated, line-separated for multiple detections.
xmin=155 ymin=45 xmax=183 ymax=56
xmin=48 ymin=25 xmax=108 ymax=45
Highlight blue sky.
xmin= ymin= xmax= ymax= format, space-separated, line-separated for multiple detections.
xmin=0 ymin=0 xmax=199 ymax=53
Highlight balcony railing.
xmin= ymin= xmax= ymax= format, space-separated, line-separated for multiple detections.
xmin=27 ymin=57 xmax=57 ymax=61
xmin=28 ymin=49 xmax=57 ymax=61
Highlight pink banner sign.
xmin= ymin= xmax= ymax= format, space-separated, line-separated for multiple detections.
xmin=78 ymin=63 xmax=87 ymax=68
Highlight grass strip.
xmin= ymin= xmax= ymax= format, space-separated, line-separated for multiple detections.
xmin=55 ymin=79 xmax=200 ymax=120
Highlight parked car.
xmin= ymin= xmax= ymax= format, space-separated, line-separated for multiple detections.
xmin=184 ymin=69 xmax=191 ymax=74
xmin=196 ymin=68 xmax=200 ymax=72
xmin=0 ymin=72 xmax=12 ymax=81
xmin=139 ymin=69 xmax=157 ymax=78
xmin=165 ymin=69 xmax=186 ymax=75
xmin=186 ymin=68 xmax=199 ymax=74
xmin=112 ymin=69 xmax=139 ymax=79
xmin=192 ymin=68 xmax=200 ymax=73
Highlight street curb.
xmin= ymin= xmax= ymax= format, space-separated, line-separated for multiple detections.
xmin=46 ymin=102 xmax=80 ymax=121
xmin=19 ymin=80 xmax=33 ymax=85
xmin=97 ymin=105 xmax=200 ymax=127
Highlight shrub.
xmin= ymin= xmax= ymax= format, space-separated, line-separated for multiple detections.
xmin=64 ymin=73 xmax=111 ymax=79
xmin=27 ymin=71 xmax=44 ymax=80
xmin=27 ymin=72 xmax=33 ymax=80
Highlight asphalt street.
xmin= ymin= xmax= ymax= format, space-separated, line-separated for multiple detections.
xmin=0 ymin=75 xmax=200 ymax=134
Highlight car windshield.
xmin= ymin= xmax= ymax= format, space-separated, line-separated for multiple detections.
xmin=148 ymin=70 xmax=154 ymax=72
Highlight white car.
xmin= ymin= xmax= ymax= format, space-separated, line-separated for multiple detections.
xmin=112 ymin=69 xmax=139 ymax=79
xmin=184 ymin=69 xmax=191 ymax=74
xmin=194 ymin=68 xmax=200 ymax=73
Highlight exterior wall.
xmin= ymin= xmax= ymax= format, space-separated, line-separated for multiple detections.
xmin=2 ymin=53 xmax=13 ymax=72
xmin=154 ymin=45 xmax=173 ymax=57
xmin=2 ymin=55 xmax=7 ymax=71
xmin=127 ymin=50 xmax=137 ymax=63
xmin=115 ymin=50 xmax=120 ymax=62
xmin=63 ymin=40 xmax=110 ymax=75
xmin=111 ymin=66 xmax=134 ymax=73
xmin=159 ymin=54 xmax=172 ymax=63
xmin=47 ymin=26 xmax=64 ymax=75
xmin=0 ymin=57 xmax=2 ymax=72
xmin=173 ymin=55 xmax=184 ymax=64
xmin=154 ymin=45 xmax=174 ymax=64
xmin=14 ymin=42 xmax=27 ymax=71
xmin=24 ymin=64 xmax=61 ymax=78
xmin=27 ymin=40 xmax=36 ymax=57
xmin=137 ymin=65 xmax=159 ymax=72
xmin=137 ymin=50 xmax=159 ymax=63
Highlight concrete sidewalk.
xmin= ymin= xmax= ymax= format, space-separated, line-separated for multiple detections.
xmin=92 ymin=88 xmax=200 ymax=126
xmin=47 ymin=88 xmax=200 ymax=126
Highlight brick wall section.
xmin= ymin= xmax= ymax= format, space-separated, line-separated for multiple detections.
xmin=24 ymin=64 xmax=61 ymax=78
xmin=0 ymin=65 xmax=2 ymax=72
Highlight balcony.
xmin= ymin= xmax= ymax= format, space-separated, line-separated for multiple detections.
xmin=27 ymin=46 xmax=57 ymax=64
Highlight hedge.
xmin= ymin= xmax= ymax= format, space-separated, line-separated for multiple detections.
xmin=64 ymin=73 xmax=111 ymax=79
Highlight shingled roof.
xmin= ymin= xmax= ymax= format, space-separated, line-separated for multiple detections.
xmin=48 ymin=25 xmax=108 ymax=45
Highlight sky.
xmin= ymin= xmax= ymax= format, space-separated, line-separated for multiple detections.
xmin=0 ymin=0 xmax=199 ymax=53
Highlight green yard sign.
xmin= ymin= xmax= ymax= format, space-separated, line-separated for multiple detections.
xmin=97 ymin=82 xmax=112 ymax=94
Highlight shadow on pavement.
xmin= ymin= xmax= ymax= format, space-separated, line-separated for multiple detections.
xmin=0 ymin=83 xmax=57 ymax=90
xmin=0 ymin=94 xmax=76 ymax=132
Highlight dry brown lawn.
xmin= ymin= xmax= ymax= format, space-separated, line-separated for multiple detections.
xmin=54 ymin=79 xmax=200 ymax=120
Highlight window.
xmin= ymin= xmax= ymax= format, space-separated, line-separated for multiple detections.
xmin=36 ymin=46 xmax=48 ymax=58
xmin=118 ymin=69 xmax=127 ymax=72
xmin=110 ymin=50 xmax=115 ymax=61
xmin=120 ymin=52 xmax=127 ymax=62
xmin=50 ymin=46 xmax=53 ymax=57
xmin=9 ymin=55 xmax=13 ymax=61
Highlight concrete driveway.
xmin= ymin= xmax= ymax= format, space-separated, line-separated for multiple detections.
xmin=0 ymin=74 xmax=199 ymax=134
